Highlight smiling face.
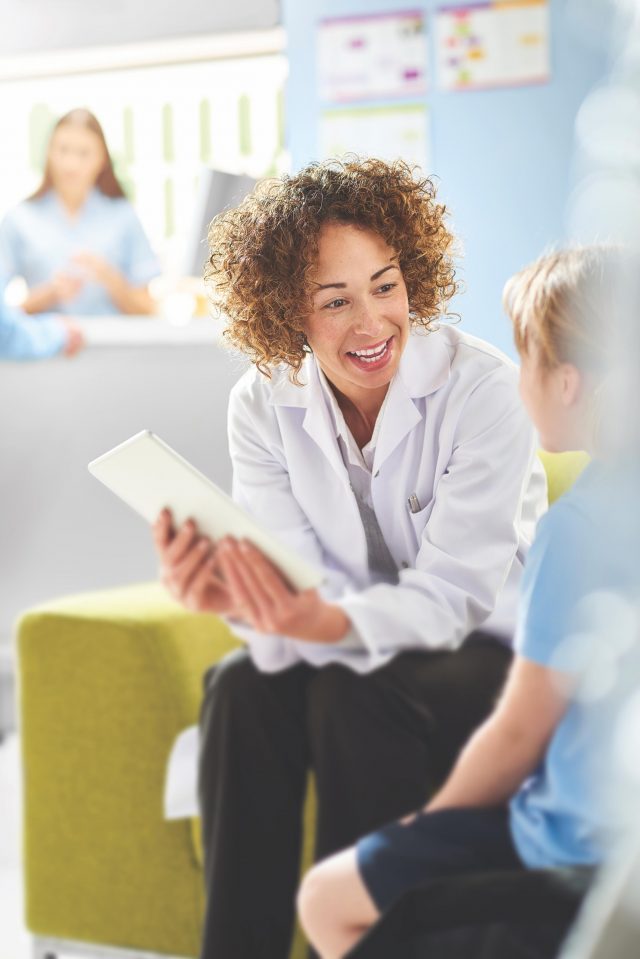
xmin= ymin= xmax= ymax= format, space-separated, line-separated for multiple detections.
xmin=306 ymin=222 xmax=410 ymax=410
xmin=48 ymin=123 xmax=106 ymax=201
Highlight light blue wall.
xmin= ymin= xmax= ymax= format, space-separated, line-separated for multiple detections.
xmin=281 ymin=0 xmax=611 ymax=355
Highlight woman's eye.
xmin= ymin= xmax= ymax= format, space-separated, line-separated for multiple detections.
xmin=377 ymin=282 xmax=397 ymax=294
xmin=324 ymin=298 xmax=347 ymax=310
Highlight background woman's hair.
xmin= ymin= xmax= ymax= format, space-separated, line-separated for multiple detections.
xmin=206 ymin=157 xmax=459 ymax=380
xmin=29 ymin=108 xmax=126 ymax=201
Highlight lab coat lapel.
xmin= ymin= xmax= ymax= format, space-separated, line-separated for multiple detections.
xmin=374 ymin=330 xmax=452 ymax=473
xmin=269 ymin=358 xmax=351 ymax=490
xmin=302 ymin=399 xmax=352 ymax=490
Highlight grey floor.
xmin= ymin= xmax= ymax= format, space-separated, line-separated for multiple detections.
xmin=0 ymin=732 xmax=31 ymax=959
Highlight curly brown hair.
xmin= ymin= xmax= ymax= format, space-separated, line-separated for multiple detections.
xmin=206 ymin=157 xmax=459 ymax=379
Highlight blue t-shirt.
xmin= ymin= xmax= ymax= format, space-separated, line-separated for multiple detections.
xmin=0 ymin=189 xmax=160 ymax=316
xmin=509 ymin=461 xmax=640 ymax=868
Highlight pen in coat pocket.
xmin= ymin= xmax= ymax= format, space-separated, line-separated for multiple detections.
xmin=407 ymin=493 xmax=422 ymax=514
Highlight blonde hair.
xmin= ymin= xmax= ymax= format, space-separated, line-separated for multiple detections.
xmin=504 ymin=245 xmax=639 ymax=454
xmin=503 ymin=246 xmax=627 ymax=374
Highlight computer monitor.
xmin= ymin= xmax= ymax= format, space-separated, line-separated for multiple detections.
xmin=184 ymin=168 xmax=257 ymax=278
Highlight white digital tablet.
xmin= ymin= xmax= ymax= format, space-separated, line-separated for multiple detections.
xmin=88 ymin=430 xmax=323 ymax=592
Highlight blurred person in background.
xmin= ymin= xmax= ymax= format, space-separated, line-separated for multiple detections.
xmin=0 ymin=269 xmax=83 ymax=359
xmin=0 ymin=108 xmax=160 ymax=316
xmin=0 ymin=300 xmax=83 ymax=360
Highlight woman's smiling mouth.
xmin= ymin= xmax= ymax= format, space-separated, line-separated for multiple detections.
xmin=346 ymin=337 xmax=393 ymax=370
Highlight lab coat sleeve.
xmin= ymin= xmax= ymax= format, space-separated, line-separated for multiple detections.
xmin=227 ymin=382 xmax=358 ymax=600
xmin=224 ymin=377 xmax=366 ymax=669
xmin=335 ymin=366 xmax=540 ymax=664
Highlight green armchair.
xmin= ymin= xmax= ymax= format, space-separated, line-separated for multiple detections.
xmin=17 ymin=452 xmax=588 ymax=959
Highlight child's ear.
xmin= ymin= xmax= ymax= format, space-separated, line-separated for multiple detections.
xmin=558 ymin=362 xmax=583 ymax=408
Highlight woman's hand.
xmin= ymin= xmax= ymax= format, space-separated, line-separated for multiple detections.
xmin=52 ymin=271 xmax=84 ymax=303
xmin=215 ymin=537 xmax=350 ymax=644
xmin=59 ymin=317 xmax=85 ymax=356
xmin=153 ymin=509 xmax=235 ymax=616
xmin=153 ymin=512 xmax=350 ymax=642
xmin=73 ymin=251 xmax=156 ymax=315
xmin=22 ymin=272 xmax=83 ymax=313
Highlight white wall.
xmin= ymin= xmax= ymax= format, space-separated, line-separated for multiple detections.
xmin=0 ymin=0 xmax=280 ymax=54
xmin=0 ymin=324 xmax=247 ymax=649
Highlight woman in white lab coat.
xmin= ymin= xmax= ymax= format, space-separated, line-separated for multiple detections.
xmin=154 ymin=158 xmax=547 ymax=959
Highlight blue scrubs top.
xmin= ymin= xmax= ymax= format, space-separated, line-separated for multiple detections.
xmin=509 ymin=461 xmax=640 ymax=868
xmin=0 ymin=189 xmax=160 ymax=316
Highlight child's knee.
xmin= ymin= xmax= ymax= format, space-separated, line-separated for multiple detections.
xmin=297 ymin=861 xmax=331 ymax=937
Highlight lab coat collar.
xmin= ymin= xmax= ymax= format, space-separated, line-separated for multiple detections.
xmin=268 ymin=328 xmax=452 ymax=409
xmin=268 ymin=328 xmax=452 ymax=479
xmin=373 ymin=329 xmax=451 ymax=472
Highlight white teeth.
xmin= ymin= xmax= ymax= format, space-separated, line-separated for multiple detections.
xmin=350 ymin=341 xmax=388 ymax=360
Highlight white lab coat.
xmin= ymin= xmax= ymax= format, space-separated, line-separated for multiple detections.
xmin=227 ymin=324 xmax=547 ymax=673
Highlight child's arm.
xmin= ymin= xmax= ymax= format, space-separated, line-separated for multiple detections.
xmin=426 ymin=655 xmax=572 ymax=813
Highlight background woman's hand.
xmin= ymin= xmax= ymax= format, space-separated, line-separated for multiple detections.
xmin=59 ymin=317 xmax=85 ymax=356
xmin=51 ymin=270 xmax=84 ymax=303
xmin=153 ymin=509 xmax=235 ymax=615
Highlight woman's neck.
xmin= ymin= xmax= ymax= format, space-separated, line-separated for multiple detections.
xmin=56 ymin=187 xmax=91 ymax=216
xmin=331 ymin=383 xmax=388 ymax=449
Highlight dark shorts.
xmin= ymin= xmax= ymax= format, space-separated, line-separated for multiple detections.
xmin=356 ymin=806 xmax=525 ymax=913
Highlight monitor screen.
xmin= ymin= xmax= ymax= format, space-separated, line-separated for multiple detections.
xmin=184 ymin=168 xmax=257 ymax=278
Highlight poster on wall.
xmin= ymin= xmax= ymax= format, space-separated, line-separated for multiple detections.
xmin=436 ymin=0 xmax=550 ymax=92
xmin=320 ymin=103 xmax=430 ymax=173
xmin=317 ymin=10 xmax=428 ymax=103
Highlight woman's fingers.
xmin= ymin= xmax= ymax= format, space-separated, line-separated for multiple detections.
xmin=153 ymin=508 xmax=174 ymax=549
xmin=217 ymin=538 xmax=296 ymax=631
xmin=184 ymin=556 xmax=227 ymax=612
xmin=216 ymin=540 xmax=262 ymax=624
xmin=153 ymin=512 xmax=208 ymax=569
xmin=169 ymin=537 xmax=213 ymax=598
xmin=164 ymin=518 xmax=199 ymax=565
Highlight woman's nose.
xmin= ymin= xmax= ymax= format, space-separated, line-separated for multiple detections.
xmin=353 ymin=305 xmax=384 ymax=336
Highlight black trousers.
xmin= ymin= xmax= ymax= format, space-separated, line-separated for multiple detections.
xmin=197 ymin=634 xmax=511 ymax=959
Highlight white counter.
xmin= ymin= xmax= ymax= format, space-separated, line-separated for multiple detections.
xmin=0 ymin=316 xmax=248 ymax=646
xmin=76 ymin=315 xmax=225 ymax=347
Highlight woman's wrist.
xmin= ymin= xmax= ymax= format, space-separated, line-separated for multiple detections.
xmin=23 ymin=282 xmax=58 ymax=313
xmin=310 ymin=603 xmax=351 ymax=644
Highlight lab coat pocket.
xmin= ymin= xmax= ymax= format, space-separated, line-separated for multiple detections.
xmin=408 ymin=498 xmax=435 ymax=546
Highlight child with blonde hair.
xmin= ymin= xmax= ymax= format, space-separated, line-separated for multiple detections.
xmin=297 ymin=246 xmax=640 ymax=959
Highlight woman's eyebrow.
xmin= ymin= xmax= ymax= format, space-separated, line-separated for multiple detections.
xmin=313 ymin=262 xmax=399 ymax=292
xmin=370 ymin=263 xmax=399 ymax=281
